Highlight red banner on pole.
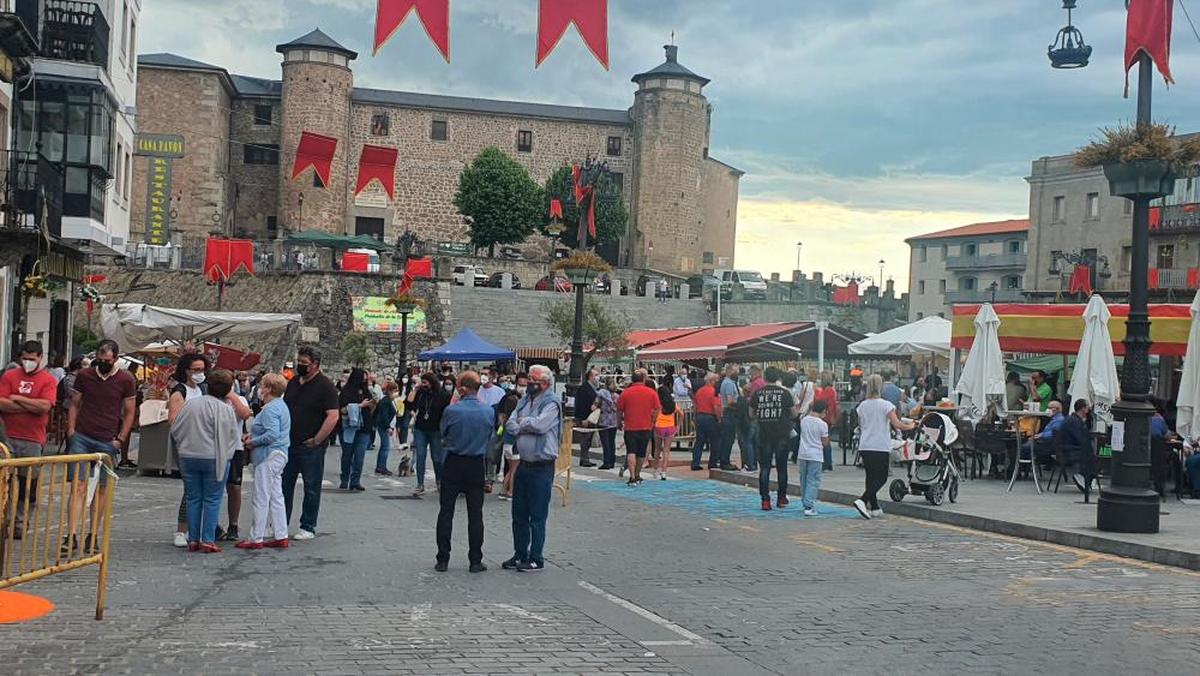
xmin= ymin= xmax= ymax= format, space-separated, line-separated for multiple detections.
xmin=355 ymin=144 xmax=399 ymax=200
xmin=1125 ymin=0 xmax=1174 ymax=96
xmin=1068 ymin=264 xmax=1093 ymax=296
xmin=374 ymin=0 xmax=451 ymax=61
xmin=536 ymin=0 xmax=609 ymax=69
xmin=398 ymin=257 xmax=434 ymax=293
xmin=292 ymin=132 xmax=338 ymax=187
xmin=204 ymin=238 xmax=256 ymax=283
xmin=549 ymin=198 xmax=563 ymax=219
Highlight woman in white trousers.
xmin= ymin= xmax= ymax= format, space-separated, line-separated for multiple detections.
xmin=237 ymin=373 xmax=292 ymax=549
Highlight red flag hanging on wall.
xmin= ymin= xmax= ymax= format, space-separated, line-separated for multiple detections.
xmin=832 ymin=283 xmax=860 ymax=306
xmin=355 ymin=144 xmax=399 ymax=200
xmin=292 ymin=132 xmax=338 ymax=187
xmin=1149 ymin=267 xmax=1161 ymax=289
xmin=204 ymin=238 xmax=256 ymax=283
xmin=1068 ymin=264 xmax=1094 ymax=296
xmin=374 ymin=0 xmax=451 ymax=61
xmin=549 ymin=198 xmax=563 ymax=219
xmin=536 ymin=0 xmax=609 ymax=69
xmin=1125 ymin=0 xmax=1175 ymax=96
xmin=570 ymin=164 xmax=597 ymax=238
xmin=342 ymin=251 xmax=371 ymax=273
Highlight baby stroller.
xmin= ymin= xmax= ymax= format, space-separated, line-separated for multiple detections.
xmin=889 ymin=411 xmax=961 ymax=506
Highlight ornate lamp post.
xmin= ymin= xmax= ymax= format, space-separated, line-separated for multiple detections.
xmin=1047 ymin=1 xmax=1162 ymax=533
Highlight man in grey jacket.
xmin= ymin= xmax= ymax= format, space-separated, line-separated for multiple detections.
xmin=503 ymin=365 xmax=562 ymax=573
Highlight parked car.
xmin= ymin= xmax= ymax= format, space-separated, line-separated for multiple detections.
xmin=714 ymin=268 xmax=768 ymax=299
xmin=534 ymin=275 xmax=573 ymax=292
xmin=486 ymin=271 xmax=522 ymax=289
xmin=453 ymin=264 xmax=488 ymax=287
xmin=499 ymin=246 xmax=525 ymax=260
xmin=685 ymin=274 xmax=722 ymax=299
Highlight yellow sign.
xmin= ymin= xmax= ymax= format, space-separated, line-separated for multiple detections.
xmin=134 ymin=134 xmax=185 ymax=158
xmin=144 ymin=158 xmax=173 ymax=245
xmin=351 ymin=296 xmax=427 ymax=333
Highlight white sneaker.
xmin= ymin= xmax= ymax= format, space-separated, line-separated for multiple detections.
xmin=871 ymin=509 xmax=884 ymax=518
xmin=803 ymin=508 xmax=817 ymax=516
xmin=173 ymin=531 xmax=188 ymax=548
xmin=1072 ymin=473 xmax=1087 ymax=493
xmin=293 ymin=529 xmax=316 ymax=540
xmin=853 ymin=499 xmax=872 ymax=519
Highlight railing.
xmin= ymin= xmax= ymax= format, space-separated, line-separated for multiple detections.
xmin=19 ymin=0 xmax=110 ymax=69
xmin=1152 ymin=268 xmax=1198 ymax=291
xmin=124 ymin=236 xmax=402 ymax=275
xmin=944 ymin=288 xmax=1024 ymax=304
xmin=943 ymin=253 xmax=1027 ymax=270
xmin=0 ymin=149 xmax=65 ymax=238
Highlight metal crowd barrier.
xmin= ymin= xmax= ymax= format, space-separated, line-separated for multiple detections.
xmin=0 ymin=443 xmax=117 ymax=620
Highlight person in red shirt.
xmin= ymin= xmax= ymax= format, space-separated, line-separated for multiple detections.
xmin=0 ymin=340 xmax=58 ymax=536
xmin=689 ymin=372 xmax=722 ymax=471
xmin=814 ymin=374 xmax=840 ymax=470
xmin=616 ymin=369 xmax=660 ymax=485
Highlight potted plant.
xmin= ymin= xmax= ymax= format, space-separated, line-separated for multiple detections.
xmin=384 ymin=291 xmax=427 ymax=314
xmin=551 ymin=250 xmax=612 ymax=285
xmin=1074 ymin=122 xmax=1200 ymax=199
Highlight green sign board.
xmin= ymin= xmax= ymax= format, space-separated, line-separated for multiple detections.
xmin=351 ymin=296 xmax=428 ymax=334
xmin=436 ymin=241 xmax=474 ymax=256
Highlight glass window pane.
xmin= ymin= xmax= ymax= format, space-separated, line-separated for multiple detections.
xmin=42 ymin=101 xmax=65 ymax=162
xmin=66 ymin=166 xmax=89 ymax=194
xmin=67 ymin=103 xmax=89 ymax=163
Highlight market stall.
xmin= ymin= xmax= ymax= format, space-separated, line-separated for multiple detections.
xmin=636 ymin=322 xmax=865 ymax=369
xmin=99 ymin=303 xmax=302 ymax=474
xmin=419 ymin=327 xmax=516 ymax=363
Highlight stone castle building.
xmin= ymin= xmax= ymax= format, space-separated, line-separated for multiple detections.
xmin=131 ymin=29 xmax=742 ymax=275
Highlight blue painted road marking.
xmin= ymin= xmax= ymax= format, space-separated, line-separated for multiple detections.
xmin=581 ymin=477 xmax=859 ymax=520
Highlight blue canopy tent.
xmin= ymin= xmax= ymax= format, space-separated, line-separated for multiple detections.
xmin=419 ymin=327 xmax=516 ymax=362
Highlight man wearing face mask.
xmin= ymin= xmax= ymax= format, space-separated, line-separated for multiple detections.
xmin=504 ymin=365 xmax=562 ymax=573
xmin=281 ymin=346 xmax=340 ymax=540
xmin=0 ymin=341 xmax=58 ymax=537
xmin=65 ymin=339 xmax=137 ymax=553
xmin=434 ymin=371 xmax=496 ymax=572
xmin=409 ymin=372 xmax=451 ymax=496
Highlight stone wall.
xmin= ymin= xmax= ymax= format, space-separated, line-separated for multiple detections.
xmin=341 ymin=101 xmax=634 ymax=245
xmin=130 ymin=68 xmax=232 ymax=241
xmin=700 ymin=158 xmax=741 ymax=271
xmin=230 ymin=97 xmax=283 ymax=239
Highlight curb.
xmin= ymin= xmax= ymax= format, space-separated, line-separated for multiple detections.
xmin=709 ymin=469 xmax=1200 ymax=572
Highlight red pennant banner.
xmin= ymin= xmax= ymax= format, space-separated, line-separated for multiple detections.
xmin=569 ymin=164 xmax=597 ymax=239
xmin=1068 ymin=264 xmax=1093 ymax=296
xmin=549 ymin=198 xmax=563 ymax=219
xmin=1188 ymin=267 xmax=1199 ymax=289
xmin=374 ymin=0 xmax=451 ymax=61
xmin=292 ymin=132 xmax=338 ymax=187
xmin=398 ymin=257 xmax=434 ymax=294
xmin=204 ymin=238 xmax=256 ymax=283
xmin=1149 ymin=267 xmax=1160 ymax=290
xmin=355 ymin=144 xmax=399 ymax=200
xmin=1125 ymin=0 xmax=1174 ymax=96
xmin=832 ymin=282 xmax=860 ymax=306
xmin=537 ymin=0 xmax=609 ymax=69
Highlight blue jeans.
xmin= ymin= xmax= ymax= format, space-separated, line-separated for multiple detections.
xmin=340 ymin=429 xmax=370 ymax=487
xmin=375 ymin=423 xmax=393 ymax=472
xmin=823 ymin=443 xmax=834 ymax=471
xmin=692 ymin=414 xmax=719 ymax=468
xmin=511 ymin=461 xmax=554 ymax=564
xmin=282 ymin=444 xmax=325 ymax=533
xmin=716 ymin=416 xmax=738 ymax=467
xmin=66 ymin=432 xmax=119 ymax=485
xmin=412 ymin=428 xmax=445 ymax=488
xmin=738 ymin=420 xmax=757 ymax=470
xmin=798 ymin=459 xmax=823 ymax=510
xmin=179 ymin=456 xmax=229 ymax=544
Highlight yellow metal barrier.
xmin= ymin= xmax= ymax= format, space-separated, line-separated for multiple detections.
xmin=0 ymin=442 xmax=117 ymax=620
xmin=553 ymin=419 xmax=573 ymax=507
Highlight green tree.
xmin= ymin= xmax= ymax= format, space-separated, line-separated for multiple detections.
xmin=341 ymin=332 xmax=372 ymax=368
xmin=542 ymin=165 xmax=628 ymax=249
xmin=453 ymin=147 xmax=544 ymax=256
xmin=539 ymin=296 xmax=632 ymax=371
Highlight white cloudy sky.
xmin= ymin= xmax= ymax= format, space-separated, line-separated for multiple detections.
xmin=140 ymin=0 xmax=1200 ymax=286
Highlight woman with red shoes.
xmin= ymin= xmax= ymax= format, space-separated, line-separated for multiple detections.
xmin=171 ymin=369 xmax=243 ymax=553
xmin=237 ymin=373 xmax=293 ymax=551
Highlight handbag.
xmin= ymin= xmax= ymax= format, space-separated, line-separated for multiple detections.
xmin=586 ymin=408 xmax=602 ymax=426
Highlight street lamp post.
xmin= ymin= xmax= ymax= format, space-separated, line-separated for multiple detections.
xmin=395 ymin=307 xmax=412 ymax=381
xmin=796 ymin=241 xmax=803 ymax=272
xmin=1048 ymin=3 xmax=1159 ymax=533
xmin=878 ymin=259 xmax=885 ymax=287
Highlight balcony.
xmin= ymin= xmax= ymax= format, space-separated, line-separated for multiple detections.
xmin=944 ymin=288 xmax=1024 ymax=304
xmin=0 ymin=149 xmax=65 ymax=239
xmin=944 ymin=252 xmax=1027 ymax=270
xmin=1150 ymin=268 xmax=1198 ymax=291
xmin=16 ymin=0 xmax=109 ymax=69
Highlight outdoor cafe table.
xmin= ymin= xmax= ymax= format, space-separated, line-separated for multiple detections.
xmin=1006 ymin=409 xmax=1052 ymax=494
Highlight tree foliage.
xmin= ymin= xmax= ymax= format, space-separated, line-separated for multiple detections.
xmin=341 ymin=332 xmax=372 ymax=368
xmin=539 ymin=296 xmax=632 ymax=370
xmin=454 ymin=147 xmax=545 ymax=253
xmin=542 ymin=165 xmax=628 ymax=248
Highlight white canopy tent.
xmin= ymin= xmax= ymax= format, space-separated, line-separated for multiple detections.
xmin=1067 ymin=295 xmax=1121 ymax=425
xmin=99 ymin=303 xmax=302 ymax=351
xmin=848 ymin=316 xmax=952 ymax=357
xmin=955 ymin=304 xmax=1005 ymax=423
xmin=1177 ymin=290 xmax=1200 ymax=444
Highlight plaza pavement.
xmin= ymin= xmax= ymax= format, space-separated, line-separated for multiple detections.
xmin=3 ymin=443 xmax=1200 ymax=674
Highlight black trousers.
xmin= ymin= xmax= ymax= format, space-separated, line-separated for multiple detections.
xmin=436 ymin=454 xmax=486 ymax=565
xmin=860 ymin=450 xmax=890 ymax=510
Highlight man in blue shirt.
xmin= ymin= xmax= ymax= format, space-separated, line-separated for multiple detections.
xmin=1021 ymin=400 xmax=1064 ymax=466
xmin=504 ymin=365 xmax=562 ymax=573
xmin=714 ymin=364 xmax=741 ymax=470
xmin=435 ymin=371 xmax=496 ymax=573
xmin=1060 ymin=399 xmax=1097 ymax=496
xmin=882 ymin=372 xmax=903 ymax=408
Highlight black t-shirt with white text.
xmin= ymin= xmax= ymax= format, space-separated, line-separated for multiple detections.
xmin=750 ymin=384 xmax=794 ymax=439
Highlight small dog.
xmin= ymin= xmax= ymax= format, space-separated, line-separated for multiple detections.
xmin=396 ymin=456 xmax=411 ymax=477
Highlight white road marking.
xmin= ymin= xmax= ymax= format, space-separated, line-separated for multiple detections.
xmin=578 ymin=580 xmax=709 ymax=646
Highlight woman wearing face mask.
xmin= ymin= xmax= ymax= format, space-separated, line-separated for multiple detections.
xmin=408 ymin=372 xmax=450 ymax=495
xmin=337 ymin=368 xmax=376 ymax=492
xmin=168 ymin=354 xmax=210 ymax=547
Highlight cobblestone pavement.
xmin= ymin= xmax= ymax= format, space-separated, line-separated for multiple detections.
xmin=2 ymin=453 xmax=1199 ymax=674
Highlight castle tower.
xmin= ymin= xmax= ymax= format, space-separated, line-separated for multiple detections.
xmin=275 ymin=29 xmax=357 ymax=235
xmin=629 ymin=45 xmax=712 ymax=273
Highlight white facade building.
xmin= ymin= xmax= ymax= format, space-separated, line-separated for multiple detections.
xmin=906 ymin=219 xmax=1029 ymax=322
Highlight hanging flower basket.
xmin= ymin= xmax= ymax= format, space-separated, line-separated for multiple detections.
xmin=384 ymin=292 xmax=426 ymax=314
xmin=551 ymin=250 xmax=611 ymax=285
xmin=1102 ymin=160 xmax=1176 ymax=200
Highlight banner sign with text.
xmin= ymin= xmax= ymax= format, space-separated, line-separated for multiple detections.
xmin=144 ymin=157 xmax=173 ymax=245
xmin=351 ymin=296 xmax=428 ymax=333
xmin=134 ymin=133 xmax=186 ymax=158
